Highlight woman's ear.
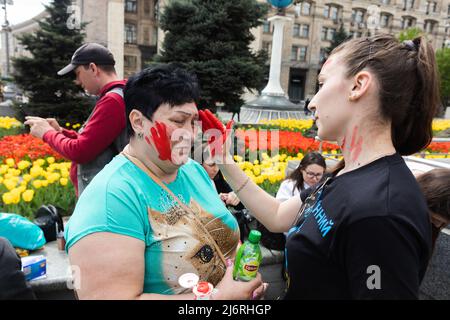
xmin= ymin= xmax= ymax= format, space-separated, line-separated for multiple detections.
xmin=129 ymin=110 xmax=146 ymax=136
xmin=349 ymin=71 xmax=372 ymax=101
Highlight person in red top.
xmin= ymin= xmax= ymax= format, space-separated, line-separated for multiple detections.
xmin=24 ymin=43 xmax=128 ymax=196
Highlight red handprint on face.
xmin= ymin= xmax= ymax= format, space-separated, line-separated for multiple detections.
xmin=198 ymin=109 xmax=234 ymax=158
xmin=145 ymin=121 xmax=172 ymax=161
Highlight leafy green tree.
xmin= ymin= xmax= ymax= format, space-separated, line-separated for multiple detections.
xmin=156 ymin=0 xmax=269 ymax=113
xmin=398 ymin=27 xmax=424 ymax=42
xmin=12 ymin=0 xmax=91 ymax=123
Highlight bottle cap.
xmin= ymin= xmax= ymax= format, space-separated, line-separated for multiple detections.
xmin=178 ymin=273 xmax=199 ymax=289
xmin=248 ymin=230 xmax=262 ymax=244
xmin=196 ymin=282 xmax=211 ymax=294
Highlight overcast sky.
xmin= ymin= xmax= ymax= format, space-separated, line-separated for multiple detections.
xmin=4 ymin=0 xmax=51 ymax=26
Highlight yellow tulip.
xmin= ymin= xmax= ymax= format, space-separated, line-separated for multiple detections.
xmin=41 ymin=180 xmax=49 ymax=187
xmin=32 ymin=180 xmax=42 ymax=189
xmin=48 ymin=173 xmax=60 ymax=183
xmin=10 ymin=188 xmax=21 ymax=204
xmin=0 ymin=165 xmax=8 ymax=174
xmin=60 ymin=170 xmax=69 ymax=178
xmin=2 ymin=192 xmax=13 ymax=205
xmin=23 ymin=174 xmax=32 ymax=182
xmin=60 ymin=178 xmax=68 ymax=186
xmin=5 ymin=158 xmax=15 ymax=167
xmin=36 ymin=159 xmax=45 ymax=166
xmin=18 ymin=186 xmax=26 ymax=193
xmin=30 ymin=166 xmax=43 ymax=178
xmin=22 ymin=190 xmax=35 ymax=203
xmin=46 ymin=157 xmax=55 ymax=164
xmin=17 ymin=161 xmax=31 ymax=170
xmin=4 ymin=179 xmax=17 ymax=191
xmin=4 ymin=173 xmax=13 ymax=179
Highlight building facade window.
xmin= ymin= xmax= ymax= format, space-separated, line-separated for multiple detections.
xmin=322 ymin=27 xmax=336 ymax=41
xmin=293 ymin=23 xmax=300 ymax=37
xmin=401 ymin=16 xmax=415 ymax=29
xmin=125 ymin=0 xmax=137 ymax=13
xmin=324 ymin=4 xmax=340 ymax=21
xmin=295 ymin=1 xmax=312 ymax=16
xmin=263 ymin=21 xmax=271 ymax=34
xmin=301 ymin=24 xmax=310 ymax=38
xmin=125 ymin=23 xmax=137 ymax=44
xmin=352 ymin=9 xmax=365 ymax=24
xmin=291 ymin=46 xmax=307 ymax=62
xmin=299 ymin=46 xmax=307 ymax=62
xmin=380 ymin=0 xmax=390 ymax=4
xmin=319 ymin=48 xmax=328 ymax=64
xmin=291 ymin=46 xmax=299 ymax=61
xmin=380 ymin=13 xmax=391 ymax=28
xmin=424 ymin=20 xmax=437 ymax=34
xmin=403 ymin=0 xmax=414 ymax=10
xmin=302 ymin=2 xmax=311 ymax=15
xmin=124 ymin=55 xmax=137 ymax=69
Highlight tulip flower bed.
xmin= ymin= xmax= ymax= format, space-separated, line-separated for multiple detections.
xmin=0 ymin=134 xmax=75 ymax=219
xmin=0 ymin=116 xmax=25 ymax=138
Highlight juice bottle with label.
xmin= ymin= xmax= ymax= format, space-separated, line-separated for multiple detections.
xmin=233 ymin=230 xmax=262 ymax=281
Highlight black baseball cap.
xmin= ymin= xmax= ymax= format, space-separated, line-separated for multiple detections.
xmin=57 ymin=43 xmax=116 ymax=76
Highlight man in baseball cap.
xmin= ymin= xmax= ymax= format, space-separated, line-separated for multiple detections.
xmin=57 ymin=43 xmax=116 ymax=76
xmin=25 ymin=43 xmax=128 ymax=196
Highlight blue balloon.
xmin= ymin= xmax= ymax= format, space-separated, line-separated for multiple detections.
xmin=267 ymin=0 xmax=293 ymax=9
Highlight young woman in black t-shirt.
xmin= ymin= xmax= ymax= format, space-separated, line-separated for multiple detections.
xmin=199 ymin=34 xmax=440 ymax=299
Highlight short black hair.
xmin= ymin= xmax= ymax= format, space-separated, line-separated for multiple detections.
xmin=124 ymin=64 xmax=200 ymax=137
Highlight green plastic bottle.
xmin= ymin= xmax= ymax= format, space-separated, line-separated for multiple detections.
xmin=233 ymin=230 xmax=262 ymax=281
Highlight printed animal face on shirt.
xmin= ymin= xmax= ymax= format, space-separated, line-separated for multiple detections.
xmin=147 ymin=198 xmax=239 ymax=293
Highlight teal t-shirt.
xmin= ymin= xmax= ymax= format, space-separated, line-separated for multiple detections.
xmin=65 ymin=155 xmax=240 ymax=295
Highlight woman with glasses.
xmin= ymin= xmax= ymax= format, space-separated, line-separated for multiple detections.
xmin=276 ymin=152 xmax=326 ymax=202
xmin=200 ymin=34 xmax=439 ymax=299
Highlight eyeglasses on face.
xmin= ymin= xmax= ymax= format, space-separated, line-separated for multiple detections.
xmin=304 ymin=171 xmax=323 ymax=179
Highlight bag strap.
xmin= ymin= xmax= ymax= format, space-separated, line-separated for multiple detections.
xmin=120 ymin=148 xmax=227 ymax=266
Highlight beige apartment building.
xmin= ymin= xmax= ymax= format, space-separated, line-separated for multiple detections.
xmin=74 ymin=0 xmax=161 ymax=78
xmin=252 ymin=0 xmax=450 ymax=103
xmin=2 ymin=0 xmax=449 ymax=103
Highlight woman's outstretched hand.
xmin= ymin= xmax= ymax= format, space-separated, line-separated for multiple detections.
xmin=198 ymin=109 xmax=234 ymax=163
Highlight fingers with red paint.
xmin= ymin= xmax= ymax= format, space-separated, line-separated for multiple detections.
xmin=145 ymin=121 xmax=172 ymax=161
xmin=198 ymin=109 xmax=234 ymax=159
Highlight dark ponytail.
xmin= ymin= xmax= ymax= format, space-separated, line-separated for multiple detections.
xmin=392 ymin=37 xmax=441 ymax=155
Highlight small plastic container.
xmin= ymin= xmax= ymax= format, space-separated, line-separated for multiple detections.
xmin=178 ymin=273 xmax=215 ymax=300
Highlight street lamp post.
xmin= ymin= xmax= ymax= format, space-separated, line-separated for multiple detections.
xmin=1 ymin=0 xmax=13 ymax=78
